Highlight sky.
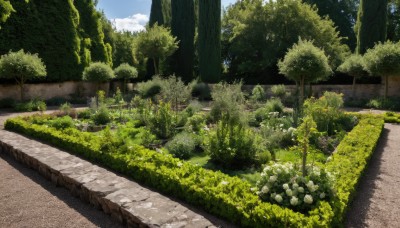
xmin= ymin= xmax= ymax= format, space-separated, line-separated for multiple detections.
xmin=97 ymin=0 xmax=237 ymax=33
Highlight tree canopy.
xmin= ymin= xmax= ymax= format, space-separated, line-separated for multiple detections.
xmin=0 ymin=49 xmax=46 ymax=100
xmin=278 ymin=40 xmax=332 ymax=103
xmin=135 ymin=24 xmax=178 ymax=75
xmin=82 ymin=61 xmax=114 ymax=82
xmin=363 ymin=41 xmax=400 ymax=98
xmin=222 ymin=0 xmax=348 ymax=83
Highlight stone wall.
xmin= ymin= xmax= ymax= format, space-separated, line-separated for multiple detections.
xmin=1 ymin=76 xmax=400 ymax=101
xmin=0 ymin=81 xmax=110 ymax=101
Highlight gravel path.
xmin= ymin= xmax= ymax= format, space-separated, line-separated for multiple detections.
xmin=0 ymin=108 xmax=123 ymax=228
xmin=345 ymin=123 xmax=400 ymax=227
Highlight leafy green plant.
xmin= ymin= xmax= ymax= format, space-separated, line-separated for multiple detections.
xmin=166 ymin=132 xmax=197 ymax=159
xmin=207 ymin=118 xmax=264 ymax=169
xmin=254 ymin=99 xmax=285 ymax=124
xmin=184 ymin=113 xmax=206 ymax=133
xmin=270 ymin=84 xmax=287 ymax=100
xmin=148 ymin=102 xmax=175 ymax=139
xmin=159 ymin=75 xmax=191 ymax=111
xmin=82 ymin=62 xmax=114 ymax=91
xmin=337 ymin=54 xmax=368 ymax=97
xmin=49 ymin=116 xmax=75 ymax=130
xmin=295 ymin=115 xmax=318 ymax=176
xmin=250 ymin=85 xmax=266 ymax=102
xmin=59 ymin=102 xmax=72 ymax=116
xmin=92 ymin=106 xmax=111 ymax=125
xmin=0 ymin=50 xmax=47 ymax=100
xmin=210 ymin=81 xmax=246 ymax=124
xmin=13 ymin=99 xmax=47 ymax=112
xmin=135 ymin=76 xmax=163 ymax=99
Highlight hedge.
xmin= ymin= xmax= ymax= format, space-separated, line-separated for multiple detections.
xmin=4 ymin=114 xmax=384 ymax=227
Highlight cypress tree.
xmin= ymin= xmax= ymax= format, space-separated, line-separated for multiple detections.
xmin=75 ymin=0 xmax=113 ymax=67
xmin=0 ymin=0 xmax=82 ymax=82
xmin=198 ymin=0 xmax=221 ymax=83
xmin=170 ymin=0 xmax=195 ymax=82
xmin=356 ymin=0 xmax=388 ymax=54
xmin=146 ymin=0 xmax=171 ymax=78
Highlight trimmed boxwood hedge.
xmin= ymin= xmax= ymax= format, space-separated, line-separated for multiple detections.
xmin=4 ymin=114 xmax=384 ymax=227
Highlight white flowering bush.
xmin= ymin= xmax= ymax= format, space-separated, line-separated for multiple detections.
xmin=256 ymin=162 xmax=335 ymax=212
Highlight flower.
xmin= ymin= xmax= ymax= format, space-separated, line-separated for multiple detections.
xmin=220 ymin=181 xmax=229 ymax=185
xmin=283 ymin=183 xmax=289 ymax=190
xmin=275 ymin=194 xmax=283 ymax=203
xmin=276 ymin=168 xmax=282 ymax=174
xmin=298 ymin=187 xmax=304 ymax=193
xmin=306 ymin=180 xmax=314 ymax=189
xmin=310 ymin=185 xmax=319 ymax=192
xmin=269 ymin=175 xmax=277 ymax=183
xmin=290 ymin=196 xmax=299 ymax=206
xmin=177 ymin=162 xmax=183 ymax=167
xmin=292 ymin=183 xmax=299 ymax=189
xmin=261 ymin=185 xmax=269 ymax=194
xmin=304 ymin=194 xmax=313 ymax=204
xmin=286 ymin=189 xmax=293 ymax=197
xmin=320 ymin=192 xmax=326 ymax=199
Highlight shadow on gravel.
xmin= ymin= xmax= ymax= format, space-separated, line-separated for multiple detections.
xmin=0 ymin=152 xmax=123 ymax=228
xmin=344 ymin=127 xmax=390 ymax=228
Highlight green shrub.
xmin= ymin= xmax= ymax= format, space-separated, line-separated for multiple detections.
xmin=46 ymin=97 xmax=68 ymax=106
xmin=148 ymin=102 xmax=175 ymax=139
xmin=185 ymin=113 xmax=206 ymax=133
xmin=256 ymin=163 xmax=335 ymax=213
xmin=191 ymin=82 xmax=211 ymax=100
xmin=0 ymin=98 xmax=16 ymax=108
xmin=78 ymin=109 xmax=92 ymax=119
xmin=303 ymin=92 xmax=353 ymax=135
xmin=366 ymin=97 xmax=400 ymax=111
xmin=49 ymin=116 xmax=75 ymax=130
xmin=136 ymin=76 xmax=163 ymax=99
xmin=251 ymin=85 xmax=266 ymax=102
xmin=210 ymin=81 xmax=246 ymax=124
xmin=166 ymin=132 xmax=197 ymax=159
xmin=270 ymin=84 xmax=287 ymax=99
xmin=254 ymin=99 xmax=285 ymax=124
xmin=207 ymin=118 xmax=264 ymax=169
xmin=13 ymin=99 xmax=47 ymax=112
xmin=184 ymin=100 xmax=203 ymax=117
xmin=92 ymin=106 xmax=111 ymax=125
xmin=159 ymin=75 xmax=192 ymax=110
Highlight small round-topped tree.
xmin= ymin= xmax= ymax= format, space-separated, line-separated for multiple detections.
xmin=337 ymin=54 xmax=368 ymax=97
xmin=0 ymin=50 xmax=47 ymax=101
xmin=278 ymin=40 xmax=332 ymax=104
xmin=363 ymin=41 xmax=400 ymax=99
xmin=114 ymin=63 xmax=138 ymax=93
xmin=82 ymin=61 xmax=114 ymax=93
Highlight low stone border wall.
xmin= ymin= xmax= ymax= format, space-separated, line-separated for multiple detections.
xmin=0 ymin=130 xmax=226 ymax=228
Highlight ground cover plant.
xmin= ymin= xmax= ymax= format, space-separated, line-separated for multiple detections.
xmin=4 ymin=78 xmax=385 ymax=226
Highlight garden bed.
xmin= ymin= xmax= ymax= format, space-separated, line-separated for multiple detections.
xmin=5 ymin=113 xmax=384 ymax=227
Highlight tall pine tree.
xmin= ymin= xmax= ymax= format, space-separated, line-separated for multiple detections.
xmin=198 ymin=0 xmax=221 ymax=83
xmin=356 ymin=0 xmax=388 ymax=54
xmin=170 ymin=0 xmax=195 ymax=82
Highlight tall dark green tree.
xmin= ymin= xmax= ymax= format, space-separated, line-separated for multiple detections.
xmin=170 ymin=0 xmax=195 ymax=82
xmin=147 ymin=0 xmax=172 ymax=78
xmin=75 ymin=0 xmax=112 ymax=67
xmin=198 ymin=0 xmax=221 ymax=83
xmin=0 ymin=0 xmax=82 ymax=81
xmin=356 ymin=0 xmax=388 ymax=54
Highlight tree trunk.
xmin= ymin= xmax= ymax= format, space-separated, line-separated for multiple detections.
xmin=384 ymin=75 xmax=388 ymax=100
xmin=352 ymin=76 xmax=356 ymax=98
xmin=302 ymin=143 xmax=307 ymax=177
xmin=300 ymin=77 xmax=305 ymax=105
xmin=154 ymin=58 xmax=160 ymax=75
xmin=19 ymin=83 xmax=24 ymax=101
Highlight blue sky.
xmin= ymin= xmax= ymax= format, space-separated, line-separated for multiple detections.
xmin=97 ymin=0 xmax=237 ymax=32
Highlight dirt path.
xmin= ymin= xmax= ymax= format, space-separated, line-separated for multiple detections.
xmin=345 ymin=123 xmax=400 ymax=227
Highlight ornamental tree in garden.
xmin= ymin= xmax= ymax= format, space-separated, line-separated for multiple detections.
xmin=0 ymin=0 xmax=14 ymax=26
xmin=337 ymin=54 xmax=368 ymax=97
xmin=363 ymin=41 xmax=400 ymax=99
xmin=82 ymin=62 xmax=114 ymax=92
xmin=136 ymin=24 xmax=178 ymax=75
xmin=114 ymin=63 xmax=138 ymax=93
xmin=0 ymin=50 xmax=46 ymax=100
xmin=278 ymin=40 xmax=332 ymax=104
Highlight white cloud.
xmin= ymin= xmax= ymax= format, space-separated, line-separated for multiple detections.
xmin=112 ymin=13 xmax=149 ymax=33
